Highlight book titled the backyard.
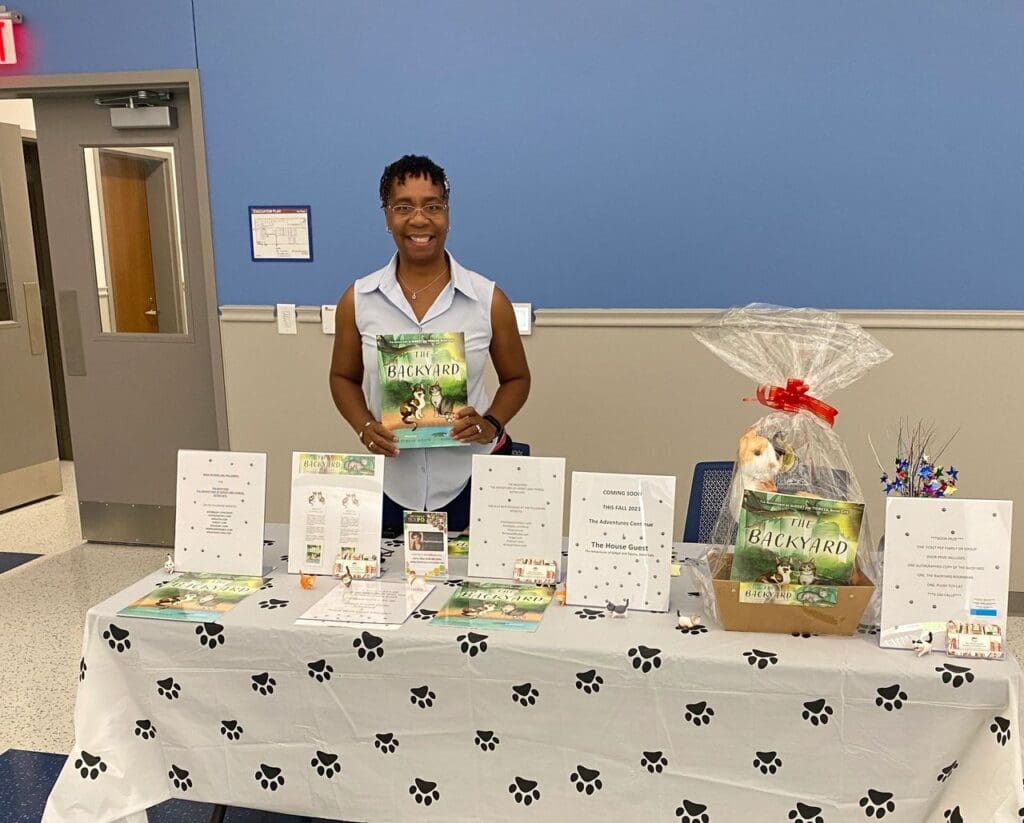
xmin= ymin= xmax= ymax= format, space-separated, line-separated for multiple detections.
xmin=432 ymin=582 xmax=553 ymax=632
xmin=376 ymin=332 xmax=468 ymax=449
xmin=118 ymin=573 xmax=266 ymax=622
xmin=731 ymin=490 xmax=864 ymax=608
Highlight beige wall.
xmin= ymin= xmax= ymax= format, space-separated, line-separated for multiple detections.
xmin=221 ymin=307 xmax=1024 ymax=589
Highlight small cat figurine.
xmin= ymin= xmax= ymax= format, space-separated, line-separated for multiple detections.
xmin=797 ymin=560 xmax=817 ymax=585
xmin=399 ymin=384 xmax=428 ymax=429
xmin=605 ymin=598 xmax=630 ymax=618
xmin=757 ymin=559 xmax=792 ymax=585
xmin=428 ymin=383 xmax=457 ymax=421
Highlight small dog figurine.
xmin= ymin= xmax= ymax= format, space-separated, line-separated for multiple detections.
xmin=911 ymin=630 xmax=933 ymax=657
xmin=606 ymin=598 xmax=630 ymax=618
xmin=163 ymin=554 xmax=175 ymax=574
xmin=299 ymin=571 xmax=316 ymax=590
xmin=338 ymin=565 xmax=354 ymax=588
xmin=677 ymin=611 xmax=702 ymax=629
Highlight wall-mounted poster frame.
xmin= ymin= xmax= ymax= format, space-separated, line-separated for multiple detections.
xmin=249 ymin=205 xmax=313 ymax=261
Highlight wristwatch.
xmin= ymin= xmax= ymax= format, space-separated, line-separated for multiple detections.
xmin=482 ymin=414 xmax=504 ymax=442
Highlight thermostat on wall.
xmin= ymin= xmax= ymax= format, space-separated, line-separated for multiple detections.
xmin=512 ymin=302 xmax=532 ymax=335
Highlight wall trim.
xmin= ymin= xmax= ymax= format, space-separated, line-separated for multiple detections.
xmin=220 ymin=305 xmax=1024 ymax=331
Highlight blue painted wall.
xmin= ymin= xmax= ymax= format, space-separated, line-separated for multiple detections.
xmin=12 ymin=1 xmax=1024 ymax=309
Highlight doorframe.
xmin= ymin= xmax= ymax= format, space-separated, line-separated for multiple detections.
xmin=0 ymin=69 xmax=230 ymax=449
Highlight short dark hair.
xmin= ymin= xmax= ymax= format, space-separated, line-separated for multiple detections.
xmin=379 ymin=155 xmax=450 ymax=207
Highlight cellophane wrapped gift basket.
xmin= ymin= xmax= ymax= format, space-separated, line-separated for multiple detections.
xmin=689 ymin=305 xmax=892 ymax=635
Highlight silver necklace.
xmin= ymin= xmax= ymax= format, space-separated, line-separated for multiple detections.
xmin=398 ymin=263 xmax=449 ymax=300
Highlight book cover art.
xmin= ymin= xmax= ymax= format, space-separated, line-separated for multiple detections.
xmin=118 ymin=573 xmax=266 ymax=622
xmin=431 ymin=582 xmax=553 ymax=632
xmin=730 ymin=491 xmax=864 ymax=590
xmin=376 ymin=332 xmax=468 ymax=449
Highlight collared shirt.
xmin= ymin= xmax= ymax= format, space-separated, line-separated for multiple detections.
xmin=354 ymin=252 xmax=495 ymax=511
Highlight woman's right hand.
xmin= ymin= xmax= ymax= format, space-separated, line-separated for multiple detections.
xmin=360 ymin=420 xmax=400 ymax=457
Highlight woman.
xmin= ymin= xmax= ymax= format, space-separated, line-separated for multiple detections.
xmin=329 ymin=154 xmax=530 ymax=534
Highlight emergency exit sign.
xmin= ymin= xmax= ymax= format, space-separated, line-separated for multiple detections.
xmin=0 ymin=13 xmax=17 ymax=65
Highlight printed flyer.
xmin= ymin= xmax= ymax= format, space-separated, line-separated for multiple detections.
xmin=404 ymin=510 xmax=449 ymax=580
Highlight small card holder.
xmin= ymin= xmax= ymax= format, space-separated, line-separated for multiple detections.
xmin=513 ymin=557 xmax=559 ymax=585
xmin=946 ymin=621 xmax=1004 ymax=660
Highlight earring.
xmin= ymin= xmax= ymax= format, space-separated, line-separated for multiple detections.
xmin=386 ymin=228 xmax=392 ymax=234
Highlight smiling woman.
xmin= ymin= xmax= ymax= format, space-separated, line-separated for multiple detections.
xmin=329 ymin=155 xmax=531 ymax=534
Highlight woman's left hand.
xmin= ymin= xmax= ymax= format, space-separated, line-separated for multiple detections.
xmin=450 ymin=406 xmax=498 ymax=443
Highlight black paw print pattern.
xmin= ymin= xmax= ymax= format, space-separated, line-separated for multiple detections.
xmin=311 ymin=751 xmax=341 ymax=779
xmin=641 ymin=750 xmax=668 ymax=773
xmin=307 ymin=659 xmax=334 ymax=682
xmin=156 ymin=677 xmax=181 ymax=700
xmin=168 ymin=765 xmax=192 ymax=792
xmin=992 ymin=715 xmax=1011 ymax=746
xmin=353 ymin=631 xmax=384 ymax=661
xmin=74 ymin=751 xmax=107 ymax=780
xmin=512 ymin=682 xmax=539 ymax=706
xmin=857 ymin=624 xmax=880 ymax=636
xmin=684 ymin=701 xmax=715 ymax=727
xmin=676 ymin=799 xmax=710 ymax=823
xmin=195 ymin=623 xmax=225 ymax=648
xmin=255 ymin=763 xmax=285 ymax=791
xmin=943 ymin=807 xmax=964 ymax=823
xmin=102 ymin=623 xmax=131 ymax=653
xmin=575 ymin=608 xmax=606 ymax=621
xmin=457 ymin=632 xmax=488 ymax=657
xmin=508 ymin=776 xmax=540 ymax=806
xmin=676 ymin=623 xmax=708 ymax=635
xmin=743 ymin=649 xmax=778 ymax=669
xmin=936 ymin=663 xmax=975 ymax=688
xmin=258 ymin=598 xmax=289 ymax=610
xmin=410 ymin=685 xmax=436 ymax=708
xmin=410 ymin=778 xmax=440 ymax=806
xmin=791 ymin=632 xmax=816 ymax=638
xmin=474 ymin=730 xmax=499 ymax=751
xmin=219 ymin=720 xmax=243 ymax=741
xmin=79 ymin=658 xmax=86 ymax=682
xmin=251 ymin=672 xmax=276 ymax=695
xmin=575 ymin=669 xmax=603 ymax=694
xmin=444 ymin=578 xmax=465 ymax=587
xmin=801 ymin=698 xmax=834 ymax=726
xmin=410 ymin=608 xmax=437 ymax=621
xmin=375 ymin=732 xmax=399 ymax=753
xmin=628 ymin=645 xmax=663 ymax=673
xmin=875 ymin=684 xmax=907 ymax=712
xmin=936 ymin=760 xmax=958 ymax=783
xmin=570 ymin=765 xmax=602 ymax=795
xmin=788 ymin=802 xmax=824 ymax=822
xmin=859 ymin=789 xmax=896 ymax=819
xmin=259 ymin=580 xmax=274 ymax=591
xmin=753 ymin=751 xmax=782 ymax=775
xmin=134 ymin=720 xmax=156 ymax=740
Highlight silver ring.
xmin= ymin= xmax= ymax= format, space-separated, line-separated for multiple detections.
xmin=475 ymin=424 xmax=482 ymax=434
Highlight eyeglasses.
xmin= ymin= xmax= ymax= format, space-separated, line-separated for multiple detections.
xmin=384 ymin=202 xmax=449 ymax=219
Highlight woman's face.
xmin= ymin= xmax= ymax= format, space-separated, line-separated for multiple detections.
xmin=384 ymin=175 xmax=449 ymax=265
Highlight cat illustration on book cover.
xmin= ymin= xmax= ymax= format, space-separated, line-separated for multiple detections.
xmin=429 ymin=383 xmax=457 ymax=421
xmin=399 ymin=384 xmax=428 ymax=429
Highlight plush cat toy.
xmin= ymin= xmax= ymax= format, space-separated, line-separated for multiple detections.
xmin=729 ymin=427 xmax=782 ymax=518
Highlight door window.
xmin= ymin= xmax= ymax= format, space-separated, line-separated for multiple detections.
xmin=83 ymin=146 xmax=188 ymax=334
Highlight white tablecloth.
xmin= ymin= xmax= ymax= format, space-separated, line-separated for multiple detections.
xmin=44 ymin=526 xmax=1024 ymax=822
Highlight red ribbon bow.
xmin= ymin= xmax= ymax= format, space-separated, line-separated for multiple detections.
xmin=752 ymin=378 xmax=838 ymax=427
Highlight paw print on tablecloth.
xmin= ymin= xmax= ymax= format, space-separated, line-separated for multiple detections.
xmin=410 ymin=608 xmax=437 ymax=620
xmin=255 ymin=764 xmax=285 ymax=791
xmin=156 ymin=677 xmax=181 ymax=700
xmin=992 ymin=715 xmax=1011 ymax=745
xmin=474 ymin=730 xmax=499 ymax=751
xmin=195 ymin=623 xmax=225 ymax=648
xmin=575 ymin=669 xmax=603 ymax=694
xmin=74 ymin=751 xmax=107 ymax=780
xmin=134 ymin=720 xmax=156 ymax=740
xmin=575 ymin=608 xmax=606 ymax=621
xmin=509 ymin=776 xmax=540 ymax=806
xmin=641 ymin=750 xmax=668 ymax=773
xmin=788 ymin=802 xmax=824 ymax=822
xmin=857 ymin=624 xmax=880 ymax=636
xmin=102 ymin=623 xmax=131 ymax=653
xmin=676 ymin=623 xmax=708 ymax=635
xmin=258 ymin=598 xmax=289 ymax=610
xmin=79 ymin=658 xmax=86 ymax=682
xmin=374 ymin=732 xmax=399 ymax=753
xmin=936 ymin=760 xmax=958 ymax=783
xmin=743 ymin=649 xmax=778 ymax=669
xmin=353 ymin=631 xmax=384 ymax=661
xmin=278 ymin=553 xmax=288 ymax=561
xmin=685 ymin=701 xmax=714 ymax=727
xmin=410 ymin=778 xmax=440 ymax=806
xmin=251 ymin=672 xmax=276 ymax=695
xmin=310 ymin=751 xmax=341 ymax=779
xmin=791 ymin=632 xmax=817 ymax=638
xmin=936 ymin=663 xmax=975 ymax=688
xmin=168 ymin=765 xmax=192 ymax=792
xmin=570 ymin=765 xmax=602 ymax=795
xmin=512 ymin=682 xmax=539 ymax=706
xmin=457 ymin=632 xmax=488 ymax=657
xmin=443 ymin=578 xmax=464 ymax=587
xmin=307 ymin=659 xmax=334 ymax=682
xmin=219 ymin=720 xmax=243 ymax=741
xmin=628 ymin=645 xmax=662 ymax=673
xmin=753 ymin=751 xmax=782 ymax=775
xmin=259 ymin=580 xmax=274 ymax=591
xmin=801 ymin=698 xmax=834 ymax=727
xmin=676 ymin=799 xmax=710 ymax=822
xmin=875 ymin=684 xmax=907 ymax=712
xmin=943 ymin=807 xmax=964 ymax=823
xmin=410 ymin=685 xmax=436 ymax=708
xmin=859 ymin=789 xmax=895 ymax=819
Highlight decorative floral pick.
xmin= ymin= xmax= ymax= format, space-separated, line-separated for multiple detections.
xmin=870 ymin=420 xmax=959 ymax=498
